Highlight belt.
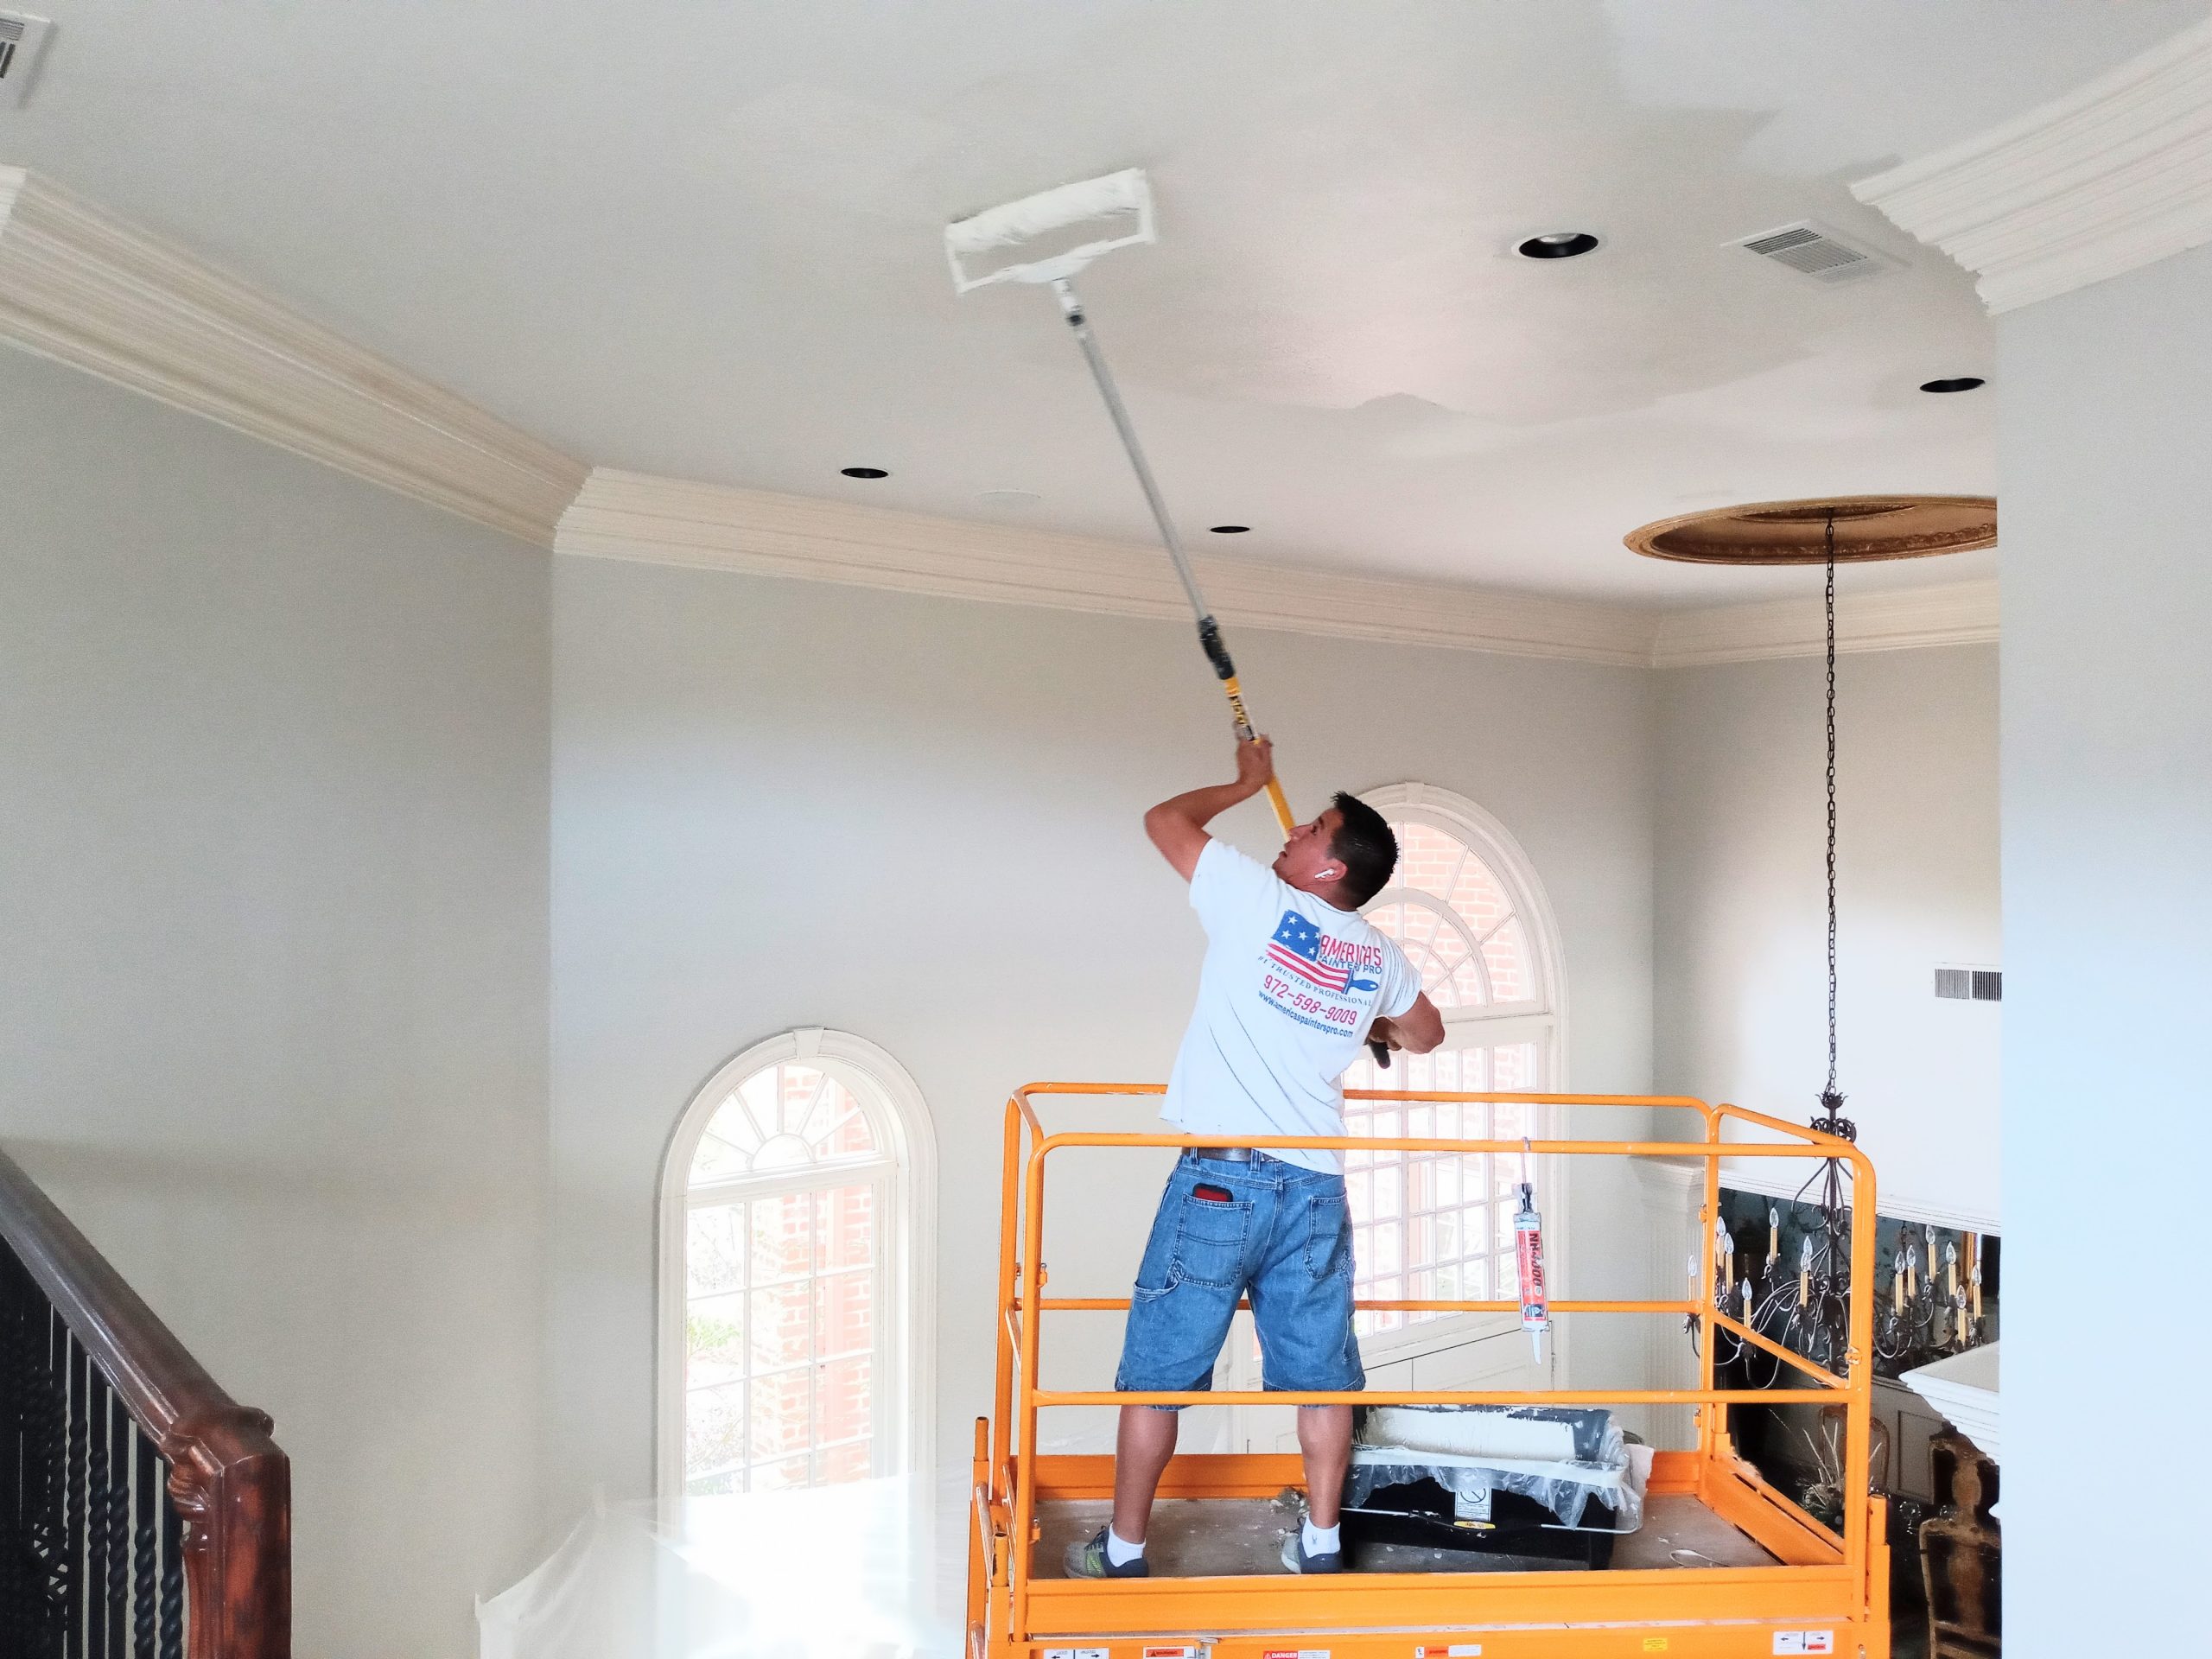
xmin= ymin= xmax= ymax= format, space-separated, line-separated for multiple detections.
xmin=1189 ymin=1145 xmax=1255 ymax=1162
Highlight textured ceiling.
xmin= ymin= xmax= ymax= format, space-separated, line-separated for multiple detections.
xmin=4 ymin=1 xmax=2203 ymax=602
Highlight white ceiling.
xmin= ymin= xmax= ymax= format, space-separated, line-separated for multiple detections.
xmin=5 ymin=1 xmax=2204 ymax=604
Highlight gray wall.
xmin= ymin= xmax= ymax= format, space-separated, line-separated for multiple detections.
xmin=548 ymin=554 xmax=1656 ymax=1510
xmin=1998 ymin=245 xmax=2212 ymax=1654
xmin=0 ymin=351 xmax=551 ymax=1659
xmin=1654 ymin=646 xmax=2001 ymax=1226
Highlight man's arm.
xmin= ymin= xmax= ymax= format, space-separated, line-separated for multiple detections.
xmin=1370 ymin=993 xmax=1446 ymax=1056
xmin=1143 ymin=736 xmax=1274 ymax=881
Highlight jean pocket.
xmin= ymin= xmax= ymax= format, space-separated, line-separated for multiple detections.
xmin=1303 ymin=1193 xmax=1352 ymax=1281
xmin=1171 ymin=1192 xmax=1250 ymax=1289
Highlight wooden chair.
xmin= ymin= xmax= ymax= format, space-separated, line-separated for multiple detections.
xmin=1921 ymin=1432 xmax=1999 ymax=1657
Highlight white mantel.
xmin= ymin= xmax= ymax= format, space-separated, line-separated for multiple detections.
xmin=1899 ymin=1341 xmax=2000 ymax=1466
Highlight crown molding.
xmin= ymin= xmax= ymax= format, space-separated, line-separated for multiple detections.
xmin=560 ymin=468 xmax=2000 ymax=666
xmin=0 ymin=165 xmax=588 ymax=546
xmin=0 ymin=163 xmax=2007 ymax=657
xmin=1651 ymin=579 xmax=1999 ymax=668
xmin=555 ymin=467 xmax=1661 ymax=665
xmin=1853 ymin=18 xmax=2212 ymax=313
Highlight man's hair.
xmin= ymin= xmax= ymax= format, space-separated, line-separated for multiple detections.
xmin=1327 ymin=792 xmax=1399 ymax=907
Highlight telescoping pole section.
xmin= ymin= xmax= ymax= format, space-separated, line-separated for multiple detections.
xmin=1049 ymin=278 xmax=1297 ymax=837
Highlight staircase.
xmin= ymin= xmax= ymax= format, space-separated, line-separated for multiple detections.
xmin=0 ymin=1148 xmax=289 ymax=1658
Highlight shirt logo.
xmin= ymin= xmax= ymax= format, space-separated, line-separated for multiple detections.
xmin=1267 ymin=912 xmax=1378 ymax=995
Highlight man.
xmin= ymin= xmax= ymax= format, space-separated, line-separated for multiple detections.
xmin=1067 ymin=736 xmax=1445 ymax=1580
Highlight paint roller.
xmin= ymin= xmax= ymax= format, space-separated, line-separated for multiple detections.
xmin=950 ymin=172 xmax=1401 ymax=1069
xmin=944 ymin=169 xmax=1297 ymax=837
xmin=1357 ymin=1405 xmax=1584 ymax=1463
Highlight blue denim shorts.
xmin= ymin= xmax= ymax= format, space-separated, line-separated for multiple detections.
xmin=1114 ymin=1150 xmax=1364 ymax=1405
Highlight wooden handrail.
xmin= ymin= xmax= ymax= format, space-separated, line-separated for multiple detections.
xmin=0 ymin=1146 xmax=289 ymax=1659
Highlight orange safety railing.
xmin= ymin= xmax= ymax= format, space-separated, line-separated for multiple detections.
xmin=968 ymin=1084 xmax=1890 ymax=1659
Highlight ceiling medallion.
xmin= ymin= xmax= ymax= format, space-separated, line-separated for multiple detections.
xmin=1624 ymin=494 xmax=1996 ymax=566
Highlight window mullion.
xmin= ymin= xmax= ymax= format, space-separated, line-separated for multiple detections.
xmin=875 ymin=1171 xmax=893 ymax=1474
xmin=688 ymin=1159 xmax=892 ymax=1208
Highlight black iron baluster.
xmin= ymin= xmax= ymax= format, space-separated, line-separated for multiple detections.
xmin=131 ymin=1436 xmax=156 ymax=1657
xmin=3 ymin=1245 xmax=25 ymax=1657
xmin=67 ymin=1338 xmax=86 ymax=1659
xmin=156 ymin=1454 xmax=181 ymax=1659
xmin=35 ymin=1302 xmax=70 ymax=1658
xmin=84 ymin=1369 xmax=107 ymax=1659
xmin=105 ymin=1393 xmax=127 ymax=1659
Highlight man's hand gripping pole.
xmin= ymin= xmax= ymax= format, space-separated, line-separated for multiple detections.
xmin=1198 ymin=617 xmax=1295 ymax=836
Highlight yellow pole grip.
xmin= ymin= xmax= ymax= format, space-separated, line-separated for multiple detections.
xmin=1220 ymin=676 xmax=1296 ymax=835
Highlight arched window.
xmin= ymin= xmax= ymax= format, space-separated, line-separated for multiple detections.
xmin=1344 ymin=785 xmax=1565 ymax=1350
xmin=657 ymin=1030 xmax=936 ymax=1497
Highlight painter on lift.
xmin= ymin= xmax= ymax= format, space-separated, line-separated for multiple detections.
xmin=1067 ymin=735 xmax=1446 ymax=1580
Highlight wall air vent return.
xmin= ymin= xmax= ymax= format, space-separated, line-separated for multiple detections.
xmin=1936 ymin=967 xmax=2001 ymax=1002
xmin=1733 ymin=221 xmax=1900 ymax=285
xmin=0 ymin=12 xmax=54 ymax=109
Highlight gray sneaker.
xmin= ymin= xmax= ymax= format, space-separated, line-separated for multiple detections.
xmin=1064 ymin=1527 xmax=1149 ymax=1579
xmin=1281 ymin=1529 xmax=1344 ymax=1573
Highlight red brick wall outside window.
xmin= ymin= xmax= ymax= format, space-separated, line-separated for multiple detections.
xmin=683 ymin=1063 xmax=890 ymax=1493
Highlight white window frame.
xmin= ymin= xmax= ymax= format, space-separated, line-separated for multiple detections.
xmin=655 ymin=1027 xmax=938 ymax=1499
xmin=1351 ymin=783 xmax=1570 ymax=1368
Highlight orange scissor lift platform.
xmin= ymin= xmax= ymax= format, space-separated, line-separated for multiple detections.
xmin=968 ymin=1084 xmax=1890 ymax=1659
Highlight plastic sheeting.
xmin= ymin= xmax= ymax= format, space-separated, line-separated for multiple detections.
xmin=479 ymin=1473 xmax=968 ymax=1659
xmin=1345 ymin=1408 xmax=1653 ymax=1533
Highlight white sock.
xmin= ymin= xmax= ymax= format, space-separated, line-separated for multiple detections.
xmin=1302 ymin=1519 xmax=1341 ymax=1555
xmin=1104 ymin=1527 xmax=1145 ymax=1567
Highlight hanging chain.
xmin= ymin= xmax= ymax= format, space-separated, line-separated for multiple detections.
xmin=1817 ymin=510 xmax=1853 ymax=1141
xmin=1825 ymin=512 xmax=1838 ymax=1100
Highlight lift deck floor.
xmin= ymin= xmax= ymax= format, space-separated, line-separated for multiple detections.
xmin=1033 ymin=1492 xmax=1779 ymax=1580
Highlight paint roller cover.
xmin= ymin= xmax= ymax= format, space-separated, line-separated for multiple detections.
xmin=1357 ymin=1405 xmax=1610 ymax=1463
xmin=944 ymin=168 xmax=1157 ymax=293
xmin=944 ymin=168 xmax=1151 ymax=254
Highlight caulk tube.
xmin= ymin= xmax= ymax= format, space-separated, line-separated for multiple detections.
xmin=1514 ymin=1183 xmax=1552 ymax=1364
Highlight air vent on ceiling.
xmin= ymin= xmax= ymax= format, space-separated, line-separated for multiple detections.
xmin=1733 ymin=220 xmax=1900 ymax=286
xmin=1935 ymin=966 xmax=2001 ymax=1002
xmin=0 ymin=12 xmax=54 ymax=109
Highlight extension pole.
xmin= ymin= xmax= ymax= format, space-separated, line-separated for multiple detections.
xmin=1050 ymin=278 xmax=1297 ymax=836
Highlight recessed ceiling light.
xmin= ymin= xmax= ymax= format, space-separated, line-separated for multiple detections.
xmin=1209 ymin=524 xmax=1250 ymax=534
xmin=1517 ymin=232 xmax=1599 ymax=260
xmin=841 ymin=466 xmax=890 ymax=479
xmin=1919 ymin=377 xmax=1986 ymax=394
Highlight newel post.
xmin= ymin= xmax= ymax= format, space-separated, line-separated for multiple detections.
xmin=168 ymin=1409 xmax=291 ymax=1659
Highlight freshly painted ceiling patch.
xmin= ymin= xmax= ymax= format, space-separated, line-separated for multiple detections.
xmin=1733 ymin=221 xmax=1900 ymax=285
xmin=1919 ymin=377 xmax=1986 ymax=394
xmin=1516 ymin=232 xmax=1599 ymax=260
xmin=976 ymin=489 xmax=1040 ymax=508
xmin=840 ymin=467 xmax=889 ymax=480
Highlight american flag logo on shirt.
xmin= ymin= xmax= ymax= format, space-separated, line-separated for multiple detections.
xmin=1267 ymin=912 xmax=1373 ymax=995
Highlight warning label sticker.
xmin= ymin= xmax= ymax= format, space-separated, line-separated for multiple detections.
xmin=1413 ymin=1646 xmax=1482 ymax=1656
xmin=1771 ymin=1635 xmax=1835 ymax=1656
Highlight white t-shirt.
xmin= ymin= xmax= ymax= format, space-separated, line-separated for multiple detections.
xmin=1163 ymin=837 xmax=1423 ymax=1173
